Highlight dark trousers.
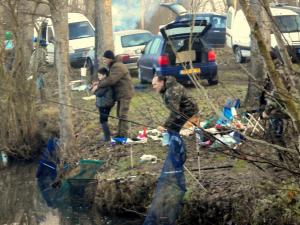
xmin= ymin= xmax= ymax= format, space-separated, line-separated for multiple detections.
xmin=116 ymin=99 xmax=131 ymax=137
xmin=98 ymin=107 xmax=112 ymax=124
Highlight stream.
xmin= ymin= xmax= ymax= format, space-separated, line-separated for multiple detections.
xmin=0 ymin=160 xmax=125 ymax=225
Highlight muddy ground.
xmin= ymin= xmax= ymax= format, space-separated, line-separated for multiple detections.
xmin=36 ymin=47 xmax=299 ymax=225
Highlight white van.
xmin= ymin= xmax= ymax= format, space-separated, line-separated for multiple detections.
xmin=34 ymin=13 xmax=95 ymax=67
xmin=226 ymin=6 xmax=300 ymax=63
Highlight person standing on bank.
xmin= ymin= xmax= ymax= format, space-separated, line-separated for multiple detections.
xmin=152 ymin=75 xmax=199 ymax=133
xmin=97 ymin=50 xmax=134 ymax=138
xmin=91 ymin=67 xmax=115 ymax=142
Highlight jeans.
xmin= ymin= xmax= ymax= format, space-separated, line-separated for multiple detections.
xmin=99 ymin=107 xmax=112 ymax=124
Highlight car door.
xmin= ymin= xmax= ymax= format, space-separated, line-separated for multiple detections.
xmin=145 ymin=37 xmax=161 ymax=81
xmin=144 ymin=37 xmax=162 ymax=81
xmin=203 ymin=15 xmax=226 ymax=48
xmin=160 ymin=19 xmax=210 ymax=41
xmin=138 ymin=39 xmax=153 ymax=80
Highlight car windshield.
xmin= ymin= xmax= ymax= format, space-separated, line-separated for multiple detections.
xmin=274 ymin=15 xmax=300 ymax=33
xmin=121 ymin=33 xmax=153 ymax=48
xmin=69 ymin=21 xmax=94 ymax=40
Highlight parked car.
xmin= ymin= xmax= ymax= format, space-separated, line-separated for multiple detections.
xmin=160 ymin=3 xmax=226 ymax=48
xmin=86 ymin=29 xmax=153 ymax=74
xmin=137 ymin=17 xmax=218 ymax=85
xmin=226 ymin=5 xmax=300 ymax=63
xmin=34 ymin=13 xmax=95 ymax=67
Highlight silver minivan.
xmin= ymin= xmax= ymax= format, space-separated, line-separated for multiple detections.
xmin=86 ymin=29 xmax=153 ymax=74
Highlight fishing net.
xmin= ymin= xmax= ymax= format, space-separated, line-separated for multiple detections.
xmin=36 ymin=138 xmax=103 ymax=210
xmin=143 ymin=131 xmax=186 ymax=225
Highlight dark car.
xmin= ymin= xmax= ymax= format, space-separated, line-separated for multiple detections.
xmin=137 ymin=11 xmax=218 ymax=85
xmin=161 ymin=3 xmax=226 ymax=48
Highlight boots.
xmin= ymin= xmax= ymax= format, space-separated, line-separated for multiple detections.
xmin=101 ymin=122 xmax=111 ymax=142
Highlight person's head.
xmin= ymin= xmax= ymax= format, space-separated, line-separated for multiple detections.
xmin=102 ymin=50 xmax=115 ymax=66
xmin=152 ymin=75 xmax=166 ymax=93
xmin=98 ymin=67 xmax=109 ymax=79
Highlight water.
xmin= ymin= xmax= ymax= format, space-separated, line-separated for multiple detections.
xmin=0 ymin=161 xmax=107 ymax=225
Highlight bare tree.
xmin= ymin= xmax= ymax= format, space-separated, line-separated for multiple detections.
xmin=94 ymin=0 xmax=114 ymax=72
xmin=48 ymin=0 xmax=74 ymax=161
xmin=0 ymin=0 xmax=38 ymax=158
xmin=244 ymin=0 xmax=271 ymax=107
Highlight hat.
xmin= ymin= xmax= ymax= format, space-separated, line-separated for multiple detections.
xmin=103 ymin=50 xmax=115 ymax=60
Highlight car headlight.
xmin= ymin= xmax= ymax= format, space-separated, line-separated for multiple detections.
xmin=69 ymin=46 xmax=75 ymax=54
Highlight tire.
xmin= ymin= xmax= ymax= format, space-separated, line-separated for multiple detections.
xmin=208 ymin=79 xmax=219 ymax=86
xmin=86 ymin=58 xmax=94 ymax=77
xmin=234 ymin=46 xmax=246 ymax=63
xmin=138 ymin=68 xmax=147 ymax=84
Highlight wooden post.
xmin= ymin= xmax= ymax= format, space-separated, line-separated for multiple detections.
xmin=130 ymin=122 xmax=133 ymax=169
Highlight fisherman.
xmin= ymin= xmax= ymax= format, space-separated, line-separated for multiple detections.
xmin=152 ymin=75 xmax=199 ymax=134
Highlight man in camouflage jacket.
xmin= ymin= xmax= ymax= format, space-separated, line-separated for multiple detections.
xmin=152 ymin=75 xmax=199 ymax=133
xmin=29 ymin=39 xmax=48 ymax=101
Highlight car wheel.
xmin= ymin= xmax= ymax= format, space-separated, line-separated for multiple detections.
xmin=86 ymin=58 xmax=94 ymax=77
xmin=208 ymin=79 xmax=218 ymax=86
xmin=138 ymin=68 xmax=147 ymax=84
xmin=234 ymin=46 xmax=246 ymax=63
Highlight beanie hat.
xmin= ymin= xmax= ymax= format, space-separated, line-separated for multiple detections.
xmin=103 ymin=50 xmax=115 ymax=60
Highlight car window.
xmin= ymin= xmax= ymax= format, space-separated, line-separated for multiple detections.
xmin=144 ymin=40 xmax=153 ymax=54
xmin=195 ymin=16 xmax=210 ymax=23
xmin=149 ymin=38 xmax=161 ymax=54
xmin=121 ymin=33 xmax=153 ymax=48
xmin=274 ymin=15 xmax=300 ymax=33
xmin=69 ymin=21 xmax=94 ymax=40
xmin=212 ymin=16 xmax=226 ymax=28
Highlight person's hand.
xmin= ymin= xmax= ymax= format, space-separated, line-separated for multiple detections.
xmin=91 ymin=84 xmax=98 ymax=93
xmin=92 ymin=80 xmax=99 ymax=86
xmin=157 ymin=126 xmax=166 ymax=132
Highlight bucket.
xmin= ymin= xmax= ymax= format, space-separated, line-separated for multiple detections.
xmin=161 ymin=132 xmax=170 ymax=146
xmin=80 ymin=67 xmax=87 ymax=77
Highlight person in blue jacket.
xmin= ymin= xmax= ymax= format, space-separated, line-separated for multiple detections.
xmin=91 ymin=67 xmax=115 ymax=142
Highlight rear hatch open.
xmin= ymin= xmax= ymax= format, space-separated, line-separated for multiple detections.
xmin=160 ymin=19 xmax=211 ymax=65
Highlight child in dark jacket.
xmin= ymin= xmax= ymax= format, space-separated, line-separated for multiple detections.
xmin=91 ymin=67 xmax=115 ymax=142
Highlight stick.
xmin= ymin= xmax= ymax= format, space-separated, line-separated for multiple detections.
xmin=130 ymin=122 xmax=133 ymax=169
xmin=190 ymin=165 xmax=233 ymax=171
xmin=184 ymin=165 xmax=207 ymax=192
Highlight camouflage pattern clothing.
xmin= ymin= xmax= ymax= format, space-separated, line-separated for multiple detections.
xmin=160 ymin=77 xmax=199 ymax=133
xmin=29 ymin=46 xmax=48 ymax=101
xmin=29 ymin=46 xmax=48 ymax=78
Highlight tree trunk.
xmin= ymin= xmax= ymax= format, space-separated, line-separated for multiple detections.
xmin=244 ymin=0 xmax=270 ymax=108
xmin=95 ymin=0 xmax=114 ymax=71
xmin=0 ymin=0 xmax=37 ymax=158
xmin=49 ymin=0 xmax=74 ymax=161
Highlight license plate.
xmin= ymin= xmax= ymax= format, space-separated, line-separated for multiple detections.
xmin=180 ymin=68 xmax=201 ymax=75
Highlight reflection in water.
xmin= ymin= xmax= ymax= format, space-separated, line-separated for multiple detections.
xmin=0 ymin=161 xmax=105 ymax=225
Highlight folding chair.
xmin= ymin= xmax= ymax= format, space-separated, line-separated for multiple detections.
xmin=243 ymin=113 xmax=265 ymax=136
